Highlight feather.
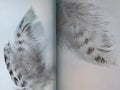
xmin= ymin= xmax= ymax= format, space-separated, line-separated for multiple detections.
xmin=57 ymin=0 xmax=118 ymax=66
xmin=4 ymin=8 xmax=53 ymax=90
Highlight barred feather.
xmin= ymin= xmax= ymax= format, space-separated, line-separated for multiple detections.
xmin=57 ymin=0 xmax=117 ymax=65
xmin=4 ymin=8 xmax=53 ymax=90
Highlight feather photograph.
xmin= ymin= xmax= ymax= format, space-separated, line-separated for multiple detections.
xmin=57 ymin=0 xmax=120 ymax=90
xmin=0 ymin=0 xmax=55 ymax=90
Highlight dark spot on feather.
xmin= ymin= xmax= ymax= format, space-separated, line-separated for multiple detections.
xmin=17 ymin=33 xmax=21 ymax=37
xmin=22 ymin=23 xmax=30 ymax=32
xmin=21 ymin=81 xmax=27 ymax=87
xmin=18 ymin=73 xmax=22 ymax=80
xmin=95 ymin=55 xmax=106 ymax=63
xmin=17 ymin=47 xmax=24 ymax=51
xmin=25 ymin=26 xmax=31 ymax=32
xmin=18 ymin=41 xmax=24 ymax=44
xmin=7 ymin=63 xmax=10 ymax=69
xmin=95 ymin=55 xmax=101 ymax=62
xmin=84 ymin=38 xmax=89 ymax=44
xmin=4 ymin=55 xmax=8 ymax=62
xmin=87 ymin=47 xmax=94 ymax=55
xmin=19 ymin=17 xmax=25 ymax=28
xmin=13 ymin=77 xmax=18 ymax=85
xmin=9 ymin=69 xmax=13 ymax=76
xmin=101 ymin=58 xmax=106 ymax=63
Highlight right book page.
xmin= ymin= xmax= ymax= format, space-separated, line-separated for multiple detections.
xmin=57 ymin=0 xmax=120 ymax=90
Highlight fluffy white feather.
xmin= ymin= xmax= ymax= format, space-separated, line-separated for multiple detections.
xmin=4 ymin=8 xmax=54 ymax=90
xmin=57 ymin=0 xmax=118 ymax=66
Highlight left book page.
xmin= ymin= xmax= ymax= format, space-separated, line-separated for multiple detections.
xmin=0 ymin=0 xmax=56 ymax=90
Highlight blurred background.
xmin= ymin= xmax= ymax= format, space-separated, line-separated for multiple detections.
xmin=0 ymin=0 xmax=55 ymax=90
